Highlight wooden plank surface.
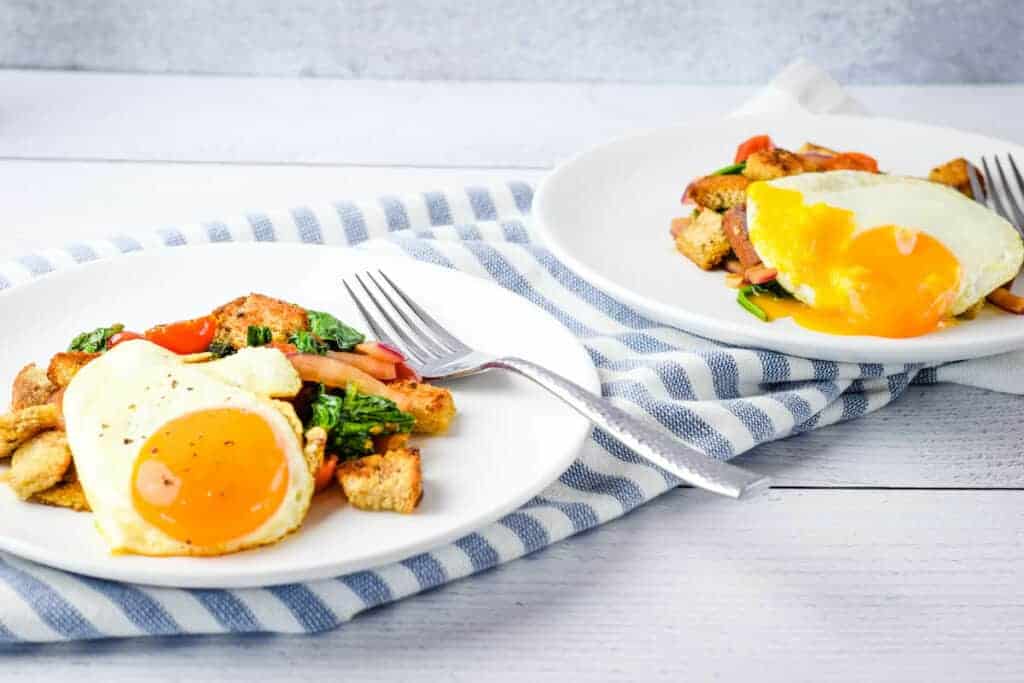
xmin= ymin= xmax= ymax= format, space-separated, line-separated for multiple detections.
xmin=1 ymin=72 xmax=1023 ymax=168
xmin=3 ymin=71 xmax=1024 ymax=680
xmin=4 ymin=489 xmax=1023 ymax=682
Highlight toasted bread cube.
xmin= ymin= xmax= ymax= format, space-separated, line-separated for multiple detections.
xmin=6 ymin=431 xmax=72 ymax=499
xmin=387 ymin=380 xmax=456 ymax=434
xmin=32 ymin=478 xmax=90 ymax=512
xmin=11 ymin=363 xmax=55 ymax=411
xmin=337 ymin=448 xmax=422 ymax=513
xmin=689 ymin=174 xmax=750 ymax=211
xmin=743 ymin=148 xmax=805 ymax=181
xmin=674 ymin=208 xmax=732 ymax=271
xmin=0 ymin=404 xmax=61 ymax=459
xmin=46 ymin=351 xmax=99 ymax=388
xmin=928 ymin=157 xmax=981 ymax=198
xmin=211 ymin=293 xmax=309 ymax=350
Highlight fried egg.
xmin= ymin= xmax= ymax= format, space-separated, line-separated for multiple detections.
xmin=62 ymin=340 xmax=313 ymax=556
xmin=746 ymin=171 xmax=1024 ymax=337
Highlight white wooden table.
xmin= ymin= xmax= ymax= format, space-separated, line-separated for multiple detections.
xmin=2 ymin=71 xmax=1023 ymax=682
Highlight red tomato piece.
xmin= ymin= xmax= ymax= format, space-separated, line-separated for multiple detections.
xmin=107 ymin=330 xmax=144 ymax=349
xmin=734 ymin=135 xmax=774 ymax=163
xmin=314 ymin=455 xmax=339 ymax=493
xmin=144 ymin=316 xmax=217 ymax=354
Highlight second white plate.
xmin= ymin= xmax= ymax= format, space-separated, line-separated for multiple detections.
xmin=534 ymin=113 xmax=1024 ymax=363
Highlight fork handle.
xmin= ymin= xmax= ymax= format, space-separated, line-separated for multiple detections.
xmin=486 ymin=356 xmax=771 ymax=500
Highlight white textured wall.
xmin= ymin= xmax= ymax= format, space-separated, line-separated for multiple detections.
xmin=3 ymin=0 xmax=1021 ymax=83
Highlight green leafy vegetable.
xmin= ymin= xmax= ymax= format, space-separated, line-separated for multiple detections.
xmin=246 ymin=325 xmax=273 ymax=347
xmin=68 ymin=324 xmax=124 ymax=352
xmin=307 ymin=310 xmax=365 ymax=351
xmin=307 ymin=383 xmax=414 ymax=459
xmin=736 ymin=282 xmax=793 ymax=322
xmin=208 ymin=340 xmax=236 ymax=358
xmin=710 ymin=161 xmax=746 ymax=176
xmin=289 ymin=330 xmax=329 ymax=355
xmin=736 ymin=287 xmax=768 ymax=321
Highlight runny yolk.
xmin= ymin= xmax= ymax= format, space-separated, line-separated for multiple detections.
xmin=132 ymin=408 xmax=289 ymax=547
xmin=747 ymin=183 xmax=962 ymax=338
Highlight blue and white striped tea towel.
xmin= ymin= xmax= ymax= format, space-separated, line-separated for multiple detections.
xmin=1 ymin=63 xmax=1022 ymax=643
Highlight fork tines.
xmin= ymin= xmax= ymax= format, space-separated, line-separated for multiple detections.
xmin=342 ymin=271 xmax=467 ymax=366
xmin=971 ymin=154 xmax=1024 ymax=231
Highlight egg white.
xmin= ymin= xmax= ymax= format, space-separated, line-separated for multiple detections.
xmin=746 ymin=171 xmax=1024 ymax=315
xmin=62 ymin=340 xmax=314 ymax=556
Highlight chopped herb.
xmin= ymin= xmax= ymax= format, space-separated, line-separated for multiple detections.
xmin=208 ymin=340 xmax=236 ymax=358
xmin=307 ymin=383 xmax=414 ymax=459
xmin=710 ymin=161 xmax=746 ymax=176
xmin=307 ymin=310 xmax=365 ymax=351
xmin=68 ymin=324 xmax=124 ymax=352
xmin=289 ymin=329 xmax=329 ymax=355
xmin=246 ymin=325 xmax=273 ymax=347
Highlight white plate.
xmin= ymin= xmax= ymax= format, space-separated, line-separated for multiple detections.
xmin=534 ymin=113 xmax=1024 ymax=363
xmin=0 ymin=244 xmax=597 ymax=588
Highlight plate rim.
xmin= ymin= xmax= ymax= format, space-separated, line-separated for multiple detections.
xmin=533 ymin=112 xmax=1024 ymax=364
xmin=0 ymin=242 xmax=600 ymax=588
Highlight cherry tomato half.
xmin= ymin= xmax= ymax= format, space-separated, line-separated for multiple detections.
xmin=144 ymin=315 xmax=217 ymax=354
xmin=107 ymin=330 xmax=144 ymax=349
xmin=734 ymin=134 xmax=774 ymax=163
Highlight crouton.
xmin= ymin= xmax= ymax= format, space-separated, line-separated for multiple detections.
xmin=929 ymin=157 xmax=982 ymax=198
xmin=689 ymin=174 xmax=750 ymax=211
xmin=211 ymin=293 xmax=309 ymax=350
xmin=674 ymin=208 xmax=732 ymax=270
xmin=11 ymin=363 xmax=55 ymax=410
xmin=337 ymin=448 xmax=422 ymax=513
xmin=32 ymin=478 xmax=90 ymax=512
xmin=387 ymin=380 xmax=456 ymax=434
xmin=303 ymin=426 xmax=327 ymax=476
xmin=46 ymin=351 xmax=99 ymax=388
xmin=722 ymin=205 xmax=761 ymax=268
xmin=6 ymin=431 xmax=72 ymax=499
xmin=743 ymin=148 xmax=805 ymax=181
xmin=0 ymin=404 xmax=60 ymax=458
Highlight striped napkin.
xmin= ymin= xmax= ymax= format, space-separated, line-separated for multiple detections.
xmin=1 ymin=64 xmax=1021 ymax=644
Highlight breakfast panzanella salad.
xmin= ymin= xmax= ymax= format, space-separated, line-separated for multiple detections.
xmin=0 ymin=293 xmax=455 ymax=557
xmin=672 ymin=135 xmax=1024 ymax=338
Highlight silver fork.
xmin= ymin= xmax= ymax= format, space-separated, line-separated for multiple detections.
xmin=343 ymin=271 xmax=771 ymax=500
xmin=969 ymin=154 xmax=1024 ymax=232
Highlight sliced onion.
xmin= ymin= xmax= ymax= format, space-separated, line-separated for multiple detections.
xmin=745 ymin=266 xmax=778 ymax=285
xmin=355 ymin=341 xmax=405 ymax=363
xmin=326 ymin=351 xmax=397 ymax=380
xmin=288 ymin=354 xmax=409 ymax=409
xmin=394 ymin=362 xmax=421 ymax=382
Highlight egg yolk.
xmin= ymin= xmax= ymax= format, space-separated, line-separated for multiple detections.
xmin=132 ymin=408 xmax=289 ymax=547
xmin=747 ymin=183 xmax=961 ymax=338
